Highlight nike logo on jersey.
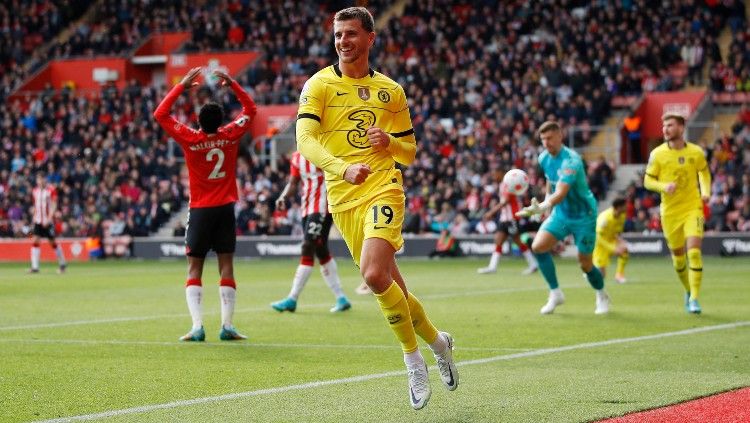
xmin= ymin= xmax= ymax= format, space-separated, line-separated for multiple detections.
xmin=336 ymin=91 xmax=346 ymax=96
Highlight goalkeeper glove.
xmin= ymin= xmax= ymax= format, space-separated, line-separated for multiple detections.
xmin=515 ymin=198 xmax=551 ymax=218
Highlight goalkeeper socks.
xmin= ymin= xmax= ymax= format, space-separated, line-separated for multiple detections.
xmin=671 ymin=254 xmax=690 ymax=293
xmin=585 ymin=267 xmax=605 ymax=290
xmin=375 ymin=282 xmax=418 ymax=353
xmin=405 ymin=292 xmax=442 ymax=350
xmin=185 ymin=279 xmax=203 ymax=330
xmin=616 ymin=251 xmax=628 ymax=276
xmin=219 ymin=279 xmax=237 ymax=329
xmin=534 ymin=252 xmax=559 ymax=289
xmin=687 ymin=248 xmax=703 ymax=300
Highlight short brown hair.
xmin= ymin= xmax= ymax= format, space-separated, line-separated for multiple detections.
xmin=537 ymin=121 xmax=561 ymax=137
xmin=661 ymin=113 xmax=685 ymax=126
xmin=612 ymin=197 xmax=626 ymax=209
xmin=334 ymin=7 xmax=375 ymax=33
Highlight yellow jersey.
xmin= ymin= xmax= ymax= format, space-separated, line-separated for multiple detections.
xmin=644 ymin=141 xmax=710 ymax=217
xmin=296 ymin=64 xmax=416 ymax=213
xmin=596 ymin=207 xmax=625 ymax=242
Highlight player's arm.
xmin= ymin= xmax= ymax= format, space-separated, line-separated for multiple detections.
xmin=483 ymin=200 xmax=504 ymax=220
xmin=296 ymin=78 xmax=361 ymax=181
xmin=213 ymin=70 xmax=258 ymax=138
xmin=367 ymin=86 xmax=417 ymax=165
xmin=697 ymin=157 xmax=711 ymax=201
xmin=643 ymin=151 xmax=673 ymax=194
xmin=153 ymin=67 xmax=202 ymax=141
xmin=275 ymin=173 xmax=300 ymax=211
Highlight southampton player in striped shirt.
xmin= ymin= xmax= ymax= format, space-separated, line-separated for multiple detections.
xmin=270 ymin=151 xmax=352 ymax=313
xmin=154 ymin=67 xmax=256 ymax=341
xmin=295 ymin=7 xmax=458 ymax=410
xmin=644 ymin=113 xmax=711 ymax=314
xmin=477 ymin=181 xmax=538 ymax=275
xmin=29 ymin=172 xmax=67 ymax=274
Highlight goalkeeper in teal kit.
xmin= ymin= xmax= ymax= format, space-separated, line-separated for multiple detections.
xmin=517 ymin=121 xmax=610 ymax=315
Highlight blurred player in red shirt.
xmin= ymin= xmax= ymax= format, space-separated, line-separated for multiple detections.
xmin=29 ymin=172 xmax=67 ymax=274
xmin=270 ymin=151 xmax=351 ymax=313
xmin=477 ymin=182 xmax=538 ymax=275
xmin=154 ymin=67 xmax=257 ymax=342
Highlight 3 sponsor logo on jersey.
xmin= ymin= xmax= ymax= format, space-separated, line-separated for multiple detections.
xmin=346 ymin=110 xmax=377 ymax=149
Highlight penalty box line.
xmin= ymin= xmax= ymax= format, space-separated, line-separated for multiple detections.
xmin=35 ymin=320 xmax=750 ymax=423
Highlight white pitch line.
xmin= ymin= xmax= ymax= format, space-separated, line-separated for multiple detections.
xmin=0 ymin=284 xmax=579 ymax=331
xmin=0 ymin=338 xmax=530 ymax=352
xmin=34 ymin=321 xmax=750 ymax=423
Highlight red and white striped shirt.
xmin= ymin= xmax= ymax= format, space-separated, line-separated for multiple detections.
xmin=32 ymin=185 xmax=57 ymax=226
xmin=499 ymin=183 xmax=521 ymax=222
xmin=291 ymin=151 xmax=327 ymax=217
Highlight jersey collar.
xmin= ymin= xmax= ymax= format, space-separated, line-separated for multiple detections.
xmin=333 ymin=63 xmax=375 ymax=78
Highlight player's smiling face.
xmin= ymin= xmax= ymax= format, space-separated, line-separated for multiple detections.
xmin=333 ymin=19 xmax=374 ymax=64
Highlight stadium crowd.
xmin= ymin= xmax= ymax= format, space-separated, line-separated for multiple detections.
xmin=2 ymin=0 xmax=750 ymax=245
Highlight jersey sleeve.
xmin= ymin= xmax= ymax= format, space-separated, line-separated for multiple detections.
xmin=296 ymin=77 xmax=349 ymax=178
xmin=290 ymin=153 xmax=301 ymax=177
xmin=153 ymin=84 xmax=201 ymax=145
xmin=645 ymin=149 xmax=661 ymax=179
xmin=559 ymin=158 xmax=581 ymax=185
xmin=220 ymin=80 xmax=258 ymax=140
xmin=596 ymin=212 xmax=609 ymax=232
xmin=386 ymin=84 xmax=417 ymax=166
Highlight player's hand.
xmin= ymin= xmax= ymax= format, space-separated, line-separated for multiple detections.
xmin=212 ymin=70 xmax=233 ymax=87
xmin=515 ymin=198 xmax=550 ymax=218
xmin=664 ymin=182 xmax=676 ymax=195
xmin=366 ymin=127 xmax=390 ymax=152
xmin=181 ymin=67 xmax=202 ymax=89
xmin=275 ymin=196 xmax=286 ymax=211
xmin=343 ymin=164 xmax=371 ymax=185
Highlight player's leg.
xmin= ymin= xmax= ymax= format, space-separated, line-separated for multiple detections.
xmin=213 ymin=204 xmax=246 ymax=340
xmin=29 ymin=230 xmax=41 ymax=273
xmin=48 ymin=226 xmax=66 ymax=273
xmin=478 ymin=230 xmax=506 ymax=274
xmin=391 ymin=261 xmax=458 ymax=391
xmin=271 ymin=234 xmax=314 ymax=312
xmin=315 ymin=214 xmax=350 ymax=312
xmin=614 ymin=240 xmax=628 ymax=283
xmin=511 ymin=231 xmax=537 ymax=274
xmin=684 ymin=210 xmax=705 ymax=314
xmin=573 ymin=218 xmax=609 ymax=314
xmin=360 ymin=193 xmax=433 ymax=409
xmin=592 ymin=242 xmax=611 ymax=280
xmin=181 ymin=255 xmax=206 ymax=341
xmin=663 ymin=216 xmax=690 ymax=308
xmin=531 ymin=220 xmax=566 ymax=314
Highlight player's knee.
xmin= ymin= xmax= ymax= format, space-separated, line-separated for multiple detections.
xmin=687 ymin=248 xmax=702 ymax=269
xmin=361 ymin=266 xmax=388 ymax=286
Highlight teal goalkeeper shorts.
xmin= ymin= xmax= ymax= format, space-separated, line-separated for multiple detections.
xmin=540 ymin=211 xmax=597 ymax=255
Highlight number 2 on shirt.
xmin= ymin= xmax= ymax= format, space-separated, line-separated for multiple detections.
xmin=206 ymin=148 xmax=226 ymax=180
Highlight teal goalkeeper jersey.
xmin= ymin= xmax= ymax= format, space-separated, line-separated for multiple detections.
xmin=539 ymin=146 xmax=597 ymax=219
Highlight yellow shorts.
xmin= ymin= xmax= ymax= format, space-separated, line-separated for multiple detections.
xmin=332 ymin=190 xmax=405 ymax=266
xmin=592 ymin=242 xmax=614 ymax=268
xmin=661 ymin=209 xmax=705 ymax=250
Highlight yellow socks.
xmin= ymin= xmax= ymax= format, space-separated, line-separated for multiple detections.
xmin=671 ymin=254 xmax=690 ymax=293
xmin=375 ymin=282 xmax=418 ymax=353
xmin=687 ymin=248 xmax=703 ymax=300
xmin=405 ymin=293 xmax=439 ymax=345
xmin=616 ymin=251 xmax=628 ymax=277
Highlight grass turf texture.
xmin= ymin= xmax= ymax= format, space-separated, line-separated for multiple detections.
xmin=0 ymin=257 xmax=748 ymax=422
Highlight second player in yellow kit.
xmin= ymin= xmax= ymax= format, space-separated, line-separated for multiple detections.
xmin=295 ymin=7 xmax=458 ymax=410
xmin=644 ymin=113 xmax=711 ymax=314
xmin=592 ymin=197 xmax=629 ymax=284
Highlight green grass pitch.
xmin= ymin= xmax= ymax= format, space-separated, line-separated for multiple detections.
xmin=0 ymin=256 xmax=748 ymax=422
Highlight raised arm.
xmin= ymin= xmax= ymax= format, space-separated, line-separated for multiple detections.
xmin=153 ymin=67 xmax=202 ymax=140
